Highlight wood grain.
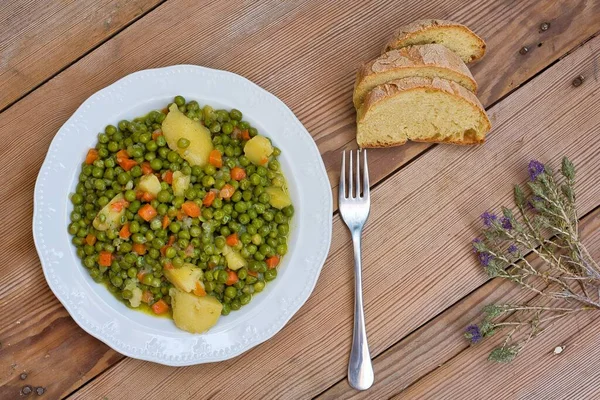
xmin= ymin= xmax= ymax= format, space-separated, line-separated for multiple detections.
xmin=393 ymin=211 xmax=600 ymax=399
xmin=0 ymin=0 xmax=598 ymax=398
xmin=319 ymin=207 xmax=600 ymax=399
xmin=69 ymin=33 xmax=600 ymax=400
xmin=0 ymin=0 xmax=162 ymax=110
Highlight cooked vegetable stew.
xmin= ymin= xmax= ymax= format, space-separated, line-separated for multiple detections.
xmin=68 ymin=97 xmax=293 ymax=333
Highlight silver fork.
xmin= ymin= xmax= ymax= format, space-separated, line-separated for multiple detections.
xmin=339 ymin=149 xmax=374 ymax=391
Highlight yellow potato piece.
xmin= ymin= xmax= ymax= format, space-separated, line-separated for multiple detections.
xmin=162 ymin=104 xmax=213 ymax=166
xmin=164 ymin=263 xmax=203 ymax=293
xmin=171 ymin=289 xmax=222 ymax=333
xmin=172 ymin=171 xmax=190 ymax=197
xmin=244 ymin=135 xmax=273 ymax=165
xmin=92 ymin=193 xmax=127 ymax=231
xmin=222 ymin=246 xmax=247 ymax=270
xmin=137 ymin=174 xmax=161 ymax=196
xmin=265 ymin=187 xmax=292 ymax=209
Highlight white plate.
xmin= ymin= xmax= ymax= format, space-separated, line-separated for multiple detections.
xmin=33 ymin=65 xmax=332 ymax=366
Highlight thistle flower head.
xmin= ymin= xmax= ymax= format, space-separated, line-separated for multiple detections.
xmin=465 ymin=324 xmax=482 ymax=343
xmin=528 ymin=160 xmax=545 ymax=181
xmin=481 ymin=211 xmax=497 ymax=227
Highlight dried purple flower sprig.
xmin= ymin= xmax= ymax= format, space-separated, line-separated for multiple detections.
xmin=466 ymin=158 xmax=599 ymax=363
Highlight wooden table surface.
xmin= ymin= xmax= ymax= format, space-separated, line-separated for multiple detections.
xmin=2 ymin=0 xmax=600 ymax=398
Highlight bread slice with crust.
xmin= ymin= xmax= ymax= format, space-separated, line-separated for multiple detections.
xmin=383 ymin=19 xmax=486 ymax=63
xmin=353 ymin=44 xmax=476 ymax=108
xmin=356 ymin=77 xmax=491 ymax=147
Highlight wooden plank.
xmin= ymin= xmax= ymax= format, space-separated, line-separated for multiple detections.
xmin=0 ymin=0 xmax=162 ymax=110
xmin=69 ymin=34 xmax=600 ymax=399
xmin=0 ymin=0 xmax=597 ymax=397
xmin=392 ymin=212 xmax=600 ymax=399
xmin=319 ymin=207 xmax=600 ymax=399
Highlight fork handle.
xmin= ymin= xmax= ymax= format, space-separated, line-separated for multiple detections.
xmin=348 ymin=229 xmax=374 ymax=390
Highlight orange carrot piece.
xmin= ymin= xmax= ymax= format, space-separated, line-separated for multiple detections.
xmin=119 ymin=223 xmax=131 ymax=239
xmin=226 ymin=233 xmax=239 ymax=247
xmin=118 ymin=158 xmax=138 ymax=171
xmin=247 ymin=270 xmax=258 ymax=277
xmin=209 ymin=149 xmax=223 ymax=168
xmin=203 ymin=191 xmax=216 ymax=207
xmin=98 ymin=251 xmax=113 ymax=267
xmin=141 ymin=290 xmax=153 ymax=304
xmin=164 ymin=262 xmax=174 ymax=271
xmin=163 ymin=170 xmax=174 ymax=184
xmin=151 ymin=130 xmax=163 ymax=140
xmin=240 ymin=129 xmax=250 ymax=141
xmin=181 ymin=201 xmax=201 ymax=217
xmin=85 ymin=234 xmax=97 ymax=246
xmin=266 ymin=255 xmax=280 ymax=269
xmin=162 ymin=215 xmax=170 ymax=229
xmin=85 ymin=149 xmax=99 ymax=165
xmin=137 ymin=271 xmax=146 ymax=282
xmin=230 ymin=167 xmax=246 ymax=181
xmin=110 ymin=198 xmax=129 ymax=212
xmin=141 ymin=162 xmax=153 ymax=175
xmin=219 ymin=184 xmax=235 ymax=199
xmin=140 ymin=192 xmax=155 ymax=202
xmin=225 ymin=270 xmax=239 ymax=286
xmin=138 ymin=204 xmax=157 ymax=221
xmin=132 ymin=243 xmax=147 ymax=255
xmin=193 ymin=282 xmax=207 ymax=296
xmin=151 ymin=299 xmax=169 ymax=314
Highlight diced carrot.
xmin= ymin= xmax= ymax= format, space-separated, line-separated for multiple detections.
xmin=160 ymin=236 xmax=176 ymax=256
xmin=137 ymin=271 xmax=146 ymax=282
xmin=240 ymin=129 xmax=251 ymax=141
xmin=260 ymin=157 xmax=268 ymax=165
xmin=230 ymin=167 xmax=246 ymax=181
xmin=163 ymin=170 xmax=174 ymax=184
xmin=176 ymin=209 xmax=186 ymax=221
xmin=162 ymin=215 xmax=170 ymax=229
xmin=184 ymin=244 xmax=195 ymax=257
xmin=266 ymin=255 xmax=280 ymax=269
xmin=182 ymin=201 xmax=201 ymax=218
xmin=119 ymin=158 xmax=138 ymax=171
xmin=151 ymin=299 xmax=169 ymax=314
xmin=219 ymin=184 xmax=235 ymax=199
xmin=119 ymin=223 xmax=131 ymax=239
xmin=193 ymin=282 xmax=207 ymax=297
xmin=247 ymin=270 xmax=258 ymax=277
xmin=225 ymin=270 xmax=239 ymax=286
xmin=135 ymin=191 xmax=144 ymax=200
xmin=209 ymin=149 xmax=223 ymax=168
xmin=85 ymin=234 xmax=97 ymax=246
xmin=110 ymin=198 xmax=129 ymax=212
xmin=164 ymin=262 xmax=174 ymax=271
xmin=85 ymin=149 xmax=99 ymax=165
xmin=168 ymin=235 xmax=176 ymax=246
xmin=141 ymin=290 xmax=153 ymax=304
xmin=138 ymin=204 xmax=157 ymax=221
xmin=151 ymin=130 xmax=163 ymax=140
xmin=116 ymin=149 xmax=129 ymax=162
xmin=141 ymin=162 xmax=153 ymax=175
xmin=132 ymin=243 xmax=147 ymax=255
xmin=98 ymin=251 xmax=113 ymax=267
xmin=226 ymin=233 xmax=239 ymax=247
xmin=203 ymin=191 xmax=216 ymax=207
xmin=140 ymin=192 xmax=155 ymax=202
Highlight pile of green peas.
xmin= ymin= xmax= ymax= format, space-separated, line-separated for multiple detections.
xmin=68 ymin=95 xmax=294 ymax=316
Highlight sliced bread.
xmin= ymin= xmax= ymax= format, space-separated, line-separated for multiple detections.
xmin=353 ymin=44 xmax=476 ymax=108
xmin=356 ymin=77 xmax=491 ymax=147
xmin=383 ymin=19 xmax=486 ymax=63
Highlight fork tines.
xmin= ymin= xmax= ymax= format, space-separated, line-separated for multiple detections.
xmin=339 ymin=149 xmax=369 ymax=199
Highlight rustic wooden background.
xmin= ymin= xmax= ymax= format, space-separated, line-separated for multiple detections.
xmin=1 ymin=0 xmax=600 ymax=398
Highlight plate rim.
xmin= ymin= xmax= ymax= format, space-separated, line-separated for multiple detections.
xmin=32 ymin=64 xmax=333 ymax=366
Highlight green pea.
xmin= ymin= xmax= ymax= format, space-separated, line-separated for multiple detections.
xmin=172 ymin=257 xmax=184 ymax=268
xmin=174 ymin=96 xmax=186 ymax=106
xmin=132 ymin=233 xmax=145 ymax=244
xmin=130 ymin=165 xmax=142 ymax=177
xmin=221 ymin=303 xmax=231 ymax=315
xmin=222 ymin=122 xmax=233 ymax=134
xmin=129 ymin=220 xmax=140 ymax=233
xmin=238 ymin=213 xmax=250 ymax=225
xmin=111 ymin=276 xmax=123 ymax=287
xmin=277 ymin=244 xmax=287 ymax=255
xmin=254 ymin=281 xmax=265 ymax=292
xmin=278 ymin=223 xmax=290 ymax=235
xmin=169 ymin=222 xmax=181 ymax=233
xmin=177 ymin=138 xmax=190 ymax=149
xmin=190 ymin=226 xmax=201 ymax=237
xmin=178 ymin=230 xmax=191 ymax=240
xmin=249 ymin=173 xmax=261 ymax=186
xmin=210 ymin=122 xmax=221 ymax=133
xmin=202 ymin=208 xmax=213 ymax=220
xmin=167 ymin=151 xmax=179 ymax=163
xmin=229 ymin=109 xmax=242 ymax=121
xmin=149 ymin=218 xmax=161 ymax=230
xmin=217 ymin=270 xmax=228 ymax=284
xmin=230 ymin=300 xmax=241 ymax=310
xmin=156 ymin=135 xmax=167 ymax=147
xmin=225 ymin=286 xmax=237 ymax=298
xmin=283 ymin=206 xmax=294 ymax=217
xmin=156 ymin=190 xmax=170 ymax=203
xmin=150 ymin=158 xmax=163 ymax=171
xmin=239 ymin=294 xmax=251 ymax=305
xmin=142 ymin=274 xmax=154 ymax=286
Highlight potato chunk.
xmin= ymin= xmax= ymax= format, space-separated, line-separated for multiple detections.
xmin=223 ymin=246 xmax=247 ymax=270
xmin=164 ymin=263 xmax=203 ymax=293
xmin=244 ymin=135 xmax=273 ymax=165
xmin=162 ymin=104 xmax=213 ymax=166
xmin=265 ymin=187 xmax=292 ymax=209
xmin=171 ymin=289 xmax=222 ymax=333
xmin=92 ymin=193 xmax=127 ymax=231
xmin=172 ymin=171 xmax=190 ymax=197
xmin=137 ymin=174 xmax=161 ymax=197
